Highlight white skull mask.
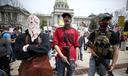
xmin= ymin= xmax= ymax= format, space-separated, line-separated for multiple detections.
xmin=27 ymin=15 xmax=40 ymax=29
xmin=27 ymin=15 xmax=41 ymax=42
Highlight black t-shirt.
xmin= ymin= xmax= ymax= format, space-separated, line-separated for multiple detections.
xmin=88 ymin=30 xmax=119 ymax=46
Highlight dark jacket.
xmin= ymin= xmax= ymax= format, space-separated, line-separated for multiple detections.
xmin=0 ymin=38 xmax=12 ymax=57
xmin=14 ymin=32 xmax=50 ymax=60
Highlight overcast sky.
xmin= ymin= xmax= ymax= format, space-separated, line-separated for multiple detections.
xmin=19 ymin=0 xmax=127 ymax=17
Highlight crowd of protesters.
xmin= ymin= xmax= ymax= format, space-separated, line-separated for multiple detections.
xmin=0 ymin=12 xmax=128 ymax=76
xmin=0 ymin=26 xmax=21 ymax=76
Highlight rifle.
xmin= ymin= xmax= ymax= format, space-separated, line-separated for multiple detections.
xmin=87 ymin=41 xmax=114 ymax=76
xmin=63 ymin=46 xmax=70 ymax=65
xmin=86 ymin=41 xmax=97 ymax=52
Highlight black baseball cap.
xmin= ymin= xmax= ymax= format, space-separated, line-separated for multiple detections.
xmin=62 ymin=13 xmax=72 ymax=18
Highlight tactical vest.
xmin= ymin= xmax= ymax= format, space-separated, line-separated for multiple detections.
xmin=94 ymin=30 xmax=113 ymax=59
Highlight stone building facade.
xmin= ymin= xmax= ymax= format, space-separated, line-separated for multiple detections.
xmin=0 ymin=0 xmax=30 ymax=32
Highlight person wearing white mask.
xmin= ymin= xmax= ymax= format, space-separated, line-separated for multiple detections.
xmin=14 ymin=15 xmax=53 ymax=76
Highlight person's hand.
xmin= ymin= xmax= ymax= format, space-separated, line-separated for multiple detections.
xmin=23 ymin=44 xmax=29 ymax=52
xmin=61 ymin=55 xmax=70 ymax=65
xmin=108 ymin=65 xmax=115 ymax=72
xmin=75 ymin=60 xmax=80 ymax=67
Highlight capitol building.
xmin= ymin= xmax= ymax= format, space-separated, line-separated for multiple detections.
xmin=37 ymin=0 xmax=90 ymax=34
xmin=0 ymin=0 xmax=90 ymax=33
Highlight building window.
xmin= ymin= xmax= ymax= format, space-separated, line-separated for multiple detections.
xmin=17 ymin=14 xmax=22 ymax=22
xmin=62 ymin=4 xmax=64 ymax=8
xmin=10 ymin=13 xmax=13 ymax=20
xmin=1 ymin=12 xmax=4 ymax=22
xmin=58 ymin=5 xmax=60 ymax=8
xmin=5 ymin=13 xmax=8 ymax=22
xmin=0 ymin=12 xmax=1 ymax=21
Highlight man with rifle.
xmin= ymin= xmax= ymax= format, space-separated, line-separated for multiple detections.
xmin=87 ymin=13 xmax=120 ymax=76
xmin=53 ymin=13 xmax=80 ymax=76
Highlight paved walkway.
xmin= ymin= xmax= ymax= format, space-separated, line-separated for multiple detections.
xmin=10 ymin=50 xmax=128 ymax=76
xmin=76 ymin=50 xmax=128 ymax=70
xmin=76 ymin=68 xmax=128 ymax=76
xmin=75 ymin=50 xmax=128 ymax=75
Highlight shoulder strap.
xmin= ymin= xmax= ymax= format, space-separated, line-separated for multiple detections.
xmin=63 ymin=28 xmax=74 ymax=46
xmin=106 ymin=30 xmax=112 ymax=39
xmin=63 ymin=31 xmax=69 ymax=46
xmin=94 ymin=30 xmax=99 ymax=39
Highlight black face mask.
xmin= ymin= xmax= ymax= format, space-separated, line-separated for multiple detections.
xmin=99 ymin=22 xmax=108 ymax=30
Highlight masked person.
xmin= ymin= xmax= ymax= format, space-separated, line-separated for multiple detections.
xmin=14 ymin=15 xmax=53 ymax=76
xmin=53 ymin=13 xmax=80 ymax=76
xmin=87 ymin=13 xmax=120 ymax=76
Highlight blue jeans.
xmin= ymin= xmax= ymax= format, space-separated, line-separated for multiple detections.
xmin=79 ymin=47 xmax=83 ymax=60
xmin=88 ymin=56 xmax=110 ymax=76
xmin=56 ymin=59 xmax=76 ymax=76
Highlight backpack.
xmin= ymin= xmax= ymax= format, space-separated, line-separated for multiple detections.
xmin=94 ymin=30 xmax=113 ymax=59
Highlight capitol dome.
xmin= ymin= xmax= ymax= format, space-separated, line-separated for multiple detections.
xmin=54 ymin=0 xmax=69 ymax=9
